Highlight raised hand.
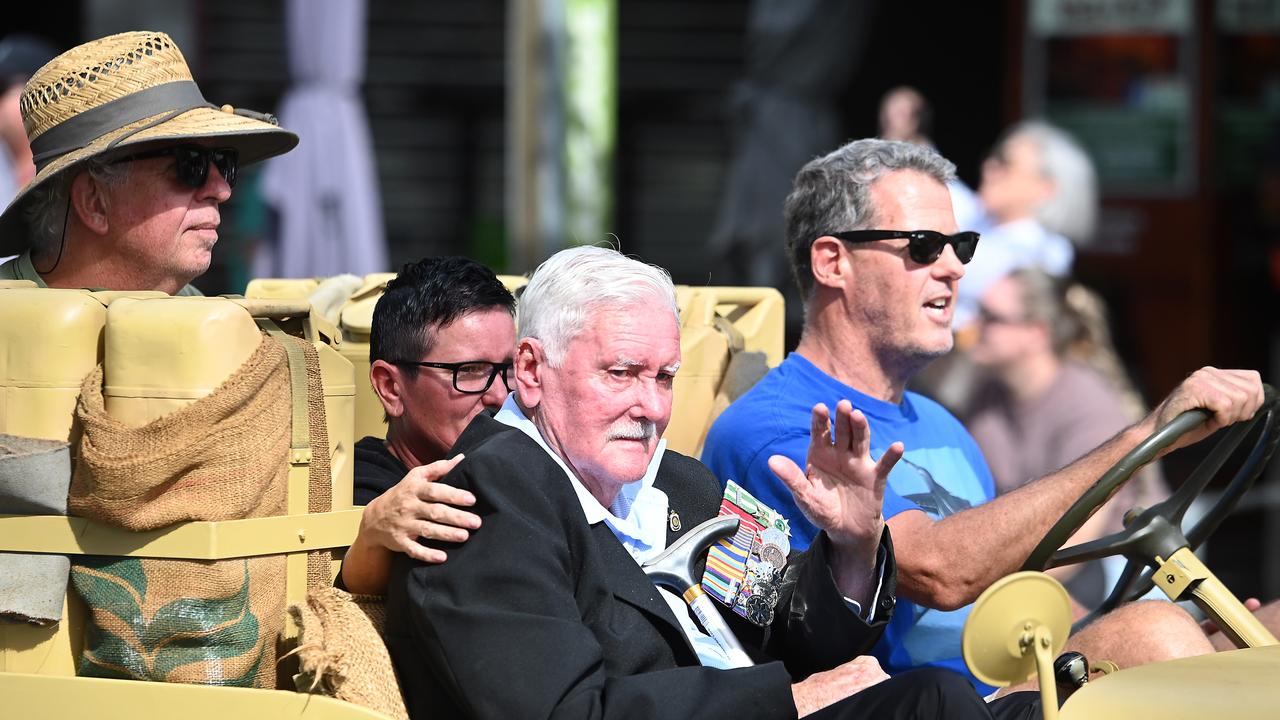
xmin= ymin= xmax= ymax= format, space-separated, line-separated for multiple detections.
xmin=767 ymin=400 xmax=902 ymax=552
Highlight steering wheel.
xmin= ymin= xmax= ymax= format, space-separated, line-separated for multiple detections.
xmin=1020 ymin=385 xmax=1280 ymax=632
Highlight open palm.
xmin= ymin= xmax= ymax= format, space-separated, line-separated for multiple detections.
xmin=767 ymin=400 xmax=902 ymax=550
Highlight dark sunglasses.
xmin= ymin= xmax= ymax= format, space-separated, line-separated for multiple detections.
xmin=395 ymin=360 xmax=513 ymax=395
xmin=830 ymin=229 xmax=980 ymax=265
xmin=112 ymin=144 xmax=239 ymax=189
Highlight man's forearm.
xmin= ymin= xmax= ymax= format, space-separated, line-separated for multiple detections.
xmin=339 ymin=532 xmax=393 ymax=595
xmin=890 ymin=423 xmax=1148 ymax=609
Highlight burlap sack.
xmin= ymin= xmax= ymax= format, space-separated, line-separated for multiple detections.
xmin=0 ymin=434 xmax=72 ymax=625
xmin=290 ymin=588 xmax=407 ymax=720
xmin=68 ymin=332 xmax=330 ymax=688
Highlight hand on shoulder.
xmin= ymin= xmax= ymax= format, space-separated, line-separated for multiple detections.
xmin=359 ymin=454 xmax=480 ymax=564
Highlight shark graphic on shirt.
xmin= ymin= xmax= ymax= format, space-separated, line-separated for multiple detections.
xmin=895 ymin=456 xmax=974 ymax=518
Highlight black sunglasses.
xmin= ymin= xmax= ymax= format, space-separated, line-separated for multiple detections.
xmin=112 ymin=144 xmax=239 ymax=189
xmin=395 ymin=360 xmax=513 ymax=395
xmin=830 ymin=230 xmax=980 ymax=265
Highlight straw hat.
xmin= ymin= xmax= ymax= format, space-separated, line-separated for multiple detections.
xmin=0 ymin=30 xmax=299 ymax=255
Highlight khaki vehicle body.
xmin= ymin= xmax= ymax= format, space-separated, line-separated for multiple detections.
xmin=7 ymin=276 xmax=1276 ymax=719
xmin=0 ymin=278 xmax=783 ymax=717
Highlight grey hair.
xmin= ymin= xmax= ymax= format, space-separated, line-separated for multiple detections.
xmin=23 ymin=158 xmax=132 ymax=257
xmin=518 ymin=245 xmax=679 ymax=367
xmin=784 ymin=138 xmax=956 ymax=300
xmin=1005 ymin=121 xmax=1098 ymax=246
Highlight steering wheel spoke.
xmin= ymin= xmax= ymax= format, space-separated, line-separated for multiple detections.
xmin=1186 ymin=406 xmax=1280 ymax=548
xmin=1047 ymin=528 xmax=1139 ymax=569
xmin=1073 ymin=559 xmax=1148 ymax=633
xmin=1162 ymin=419 xmax=1259 ymax=525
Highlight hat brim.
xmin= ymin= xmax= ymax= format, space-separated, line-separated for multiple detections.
xmin=0 ymin=104 xmax=298 ymax=256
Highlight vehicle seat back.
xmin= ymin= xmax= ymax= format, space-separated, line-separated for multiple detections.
xmin=665 ymin=286 xmax=784 ymax=456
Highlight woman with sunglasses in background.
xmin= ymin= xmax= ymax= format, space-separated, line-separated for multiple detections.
xmin=965 ymin=267 xmax=1166 ymax=608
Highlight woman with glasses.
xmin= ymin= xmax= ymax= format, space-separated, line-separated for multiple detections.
xmin=966 ymin=268 xmax=1166 ymax=607
xmin=339 ymin=256 xmax=517 ymax=595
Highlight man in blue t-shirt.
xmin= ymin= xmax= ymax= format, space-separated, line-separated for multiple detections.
xmin=704 ymin=352 xmax=998 ymax=691
xmin=703 ymin=138 xmax=1270 ymax=695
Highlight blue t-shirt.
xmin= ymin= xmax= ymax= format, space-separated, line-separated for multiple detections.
xmin=701 ymin=353 xmax=998 ymax=694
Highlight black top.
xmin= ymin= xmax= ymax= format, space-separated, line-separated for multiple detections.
xmin=353 ymin=435 xmax=408 ymax=506
xmin=384 ymin=413 xmax=896 ymax=720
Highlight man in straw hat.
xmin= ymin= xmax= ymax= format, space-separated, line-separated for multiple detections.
xmin=0 ymin=30 xmax=297 ymax=294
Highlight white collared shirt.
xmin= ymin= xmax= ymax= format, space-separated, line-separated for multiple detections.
xmin=493 ymin=395 xmax=739 ymax=668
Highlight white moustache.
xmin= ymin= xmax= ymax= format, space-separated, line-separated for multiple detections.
xmin=607 ymin=420 xmax=656 ymax=442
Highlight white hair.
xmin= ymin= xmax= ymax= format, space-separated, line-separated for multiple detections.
xmin=1011 ymin=121 xmax=1098 ymax=246
xmin=518 ymin=245 xmax=679 ymax=366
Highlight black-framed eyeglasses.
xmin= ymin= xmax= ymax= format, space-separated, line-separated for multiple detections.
xmin=112 ymin=144 xmax=239 ymax=189
xmin=830 ymin=230 xmax=980 ymax=265
xmin=395 ymin=360 xmax=513 ymax=394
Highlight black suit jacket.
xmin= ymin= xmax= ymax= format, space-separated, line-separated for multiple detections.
xmin=385 ymin=414 xmax=897 ymax=720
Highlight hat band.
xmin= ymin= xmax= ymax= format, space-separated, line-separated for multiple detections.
xmin=29 ymin=80 xmax=212 ymax=171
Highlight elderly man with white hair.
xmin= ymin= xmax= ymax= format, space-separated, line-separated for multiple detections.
xmin=384 ymin=246 xmax=1031 ymax=719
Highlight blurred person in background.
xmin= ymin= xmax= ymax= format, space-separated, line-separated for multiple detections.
xmin=877 ymin=86 xmax=983 ymax=245
xmin=952 ymin=121 xmax=1098 ymax=330
xmin=878 ymin=86 xmax=933 ymax=147
xmin=0 ymin=34 xmax=57 ymax=209
xmin=916 ymin=121 xmax=1098 ymax=413
xmin=965 ymin=268 xmax=1166 ymax=606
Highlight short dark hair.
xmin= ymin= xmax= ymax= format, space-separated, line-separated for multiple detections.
xmin=369 ymin=256 xmax=516 ymax=367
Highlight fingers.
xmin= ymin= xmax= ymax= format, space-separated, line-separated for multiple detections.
xmin=414 ymin=517 xmax=472 ymax=544
xmin=810 ymin=401 xmax=871 ymax=453
xmin=835 ymin=400 xmax=871 ymax=457
xmin=419 ymin=501 xmax=482 ymax=533
xmin=874 ymin=442 xmax=904 ymax=495
xmin=810 ymin=403 xmax=832 ymax=447
xmin=401 ymin=542 xmax=448 ymax=565
xmin=768 ymin=454 xmax=809 ymax=499
xmin=364 ymin=459 xmax=482 ymax=553
xmin=1197 ymin=368 xmax=1263 ymax=426
xmin=417 ymin=480 xmax=477 ymax=508
xmin=409 ymin=454 xmax=467 ymax=485
xmin=1172 ymin=368 xmax=1265 ymax=429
